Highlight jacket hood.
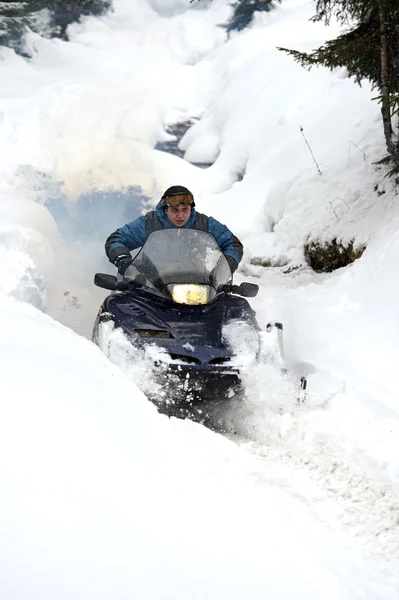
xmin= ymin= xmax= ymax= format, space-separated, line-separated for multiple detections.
xmin=155 ymin=200 xmax=197 ymax=229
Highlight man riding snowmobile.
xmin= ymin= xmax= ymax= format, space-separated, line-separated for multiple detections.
xmin=105 ymin=185 xmax=243 ymax=275
xmin=94 ymin=185 xmax=307 ymax=419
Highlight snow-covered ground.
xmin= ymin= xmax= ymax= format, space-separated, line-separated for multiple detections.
xmin=1 ymin=0 xmax=399 ymax=597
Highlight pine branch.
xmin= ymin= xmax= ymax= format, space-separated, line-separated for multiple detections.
xmin=280 ymin=0 xmax=399 ymax=177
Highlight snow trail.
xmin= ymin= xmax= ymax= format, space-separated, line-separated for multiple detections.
xmin=243 ymin=437 xmax=399 ymax=576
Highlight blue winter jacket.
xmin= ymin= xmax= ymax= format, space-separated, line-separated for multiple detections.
xmin=105 ymin=201 xmax=243 ymax=271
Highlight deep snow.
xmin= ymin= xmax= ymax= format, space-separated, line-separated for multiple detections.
xmin=1 ymin=0 xmax=399 ymax=597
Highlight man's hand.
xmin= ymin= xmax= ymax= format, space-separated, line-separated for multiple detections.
xmin=114 ymin=253 xmax=133 ymax=275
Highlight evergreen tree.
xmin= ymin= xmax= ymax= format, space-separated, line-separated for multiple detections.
xmin=50 ymin=0 xmax=111 ymax=38
xmin=278 ymin=0 xmax=399 ymax=173
xmin=190 ymin=0 xmax=279 ymax=34
xmin=0 ymin=1 xmax=34 ymax=46
xmin=222 ymin=0 xmax=277 ymax=35
xmin=0 ymin=0 xmax=111 ymax=49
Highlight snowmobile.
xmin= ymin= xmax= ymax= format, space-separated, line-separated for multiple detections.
xmin=93 ymin=229 xmax=296 ymax=419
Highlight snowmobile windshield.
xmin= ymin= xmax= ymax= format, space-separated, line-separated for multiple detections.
xmin=124 ymin=229 xmax=232 ymax=299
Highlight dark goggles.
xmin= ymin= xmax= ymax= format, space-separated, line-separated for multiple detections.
xmin=163 ymin=193 xmax=193 ymax=207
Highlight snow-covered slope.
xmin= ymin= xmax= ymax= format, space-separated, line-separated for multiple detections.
xmin=1 ymin=0 xmax=399 ymax=595
xmin=1 ymin=293 xmax=398 ymax=598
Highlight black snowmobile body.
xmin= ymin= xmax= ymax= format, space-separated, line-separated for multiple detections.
xmin=93 ymin=229 xmax=260 ymax=418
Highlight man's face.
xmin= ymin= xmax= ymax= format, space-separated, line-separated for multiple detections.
xmin=165 ymin=204 xmax=192 ymax=227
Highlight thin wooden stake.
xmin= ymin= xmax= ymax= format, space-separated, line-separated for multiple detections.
xmin=349 ymin=140 xmax=368 ymax=161
xmin=299 ymin=126 xmax=322 ymax=175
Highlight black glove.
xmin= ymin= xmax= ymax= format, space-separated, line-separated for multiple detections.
xmin=225 ymin=255 xmax=238 ymax=273
xmin=114 ymin=253 xmax=133 ymax=275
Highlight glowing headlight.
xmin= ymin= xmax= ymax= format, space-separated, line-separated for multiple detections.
xmin=172 ymin=284 xmax=209 ymax=305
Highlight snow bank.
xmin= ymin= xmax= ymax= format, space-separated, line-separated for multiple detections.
xmin=2 ymin=294 xmax=394 ymax=598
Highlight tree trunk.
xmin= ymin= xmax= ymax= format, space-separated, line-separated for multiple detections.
xmin=379 ymin=1 xmax=399 ymax=168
